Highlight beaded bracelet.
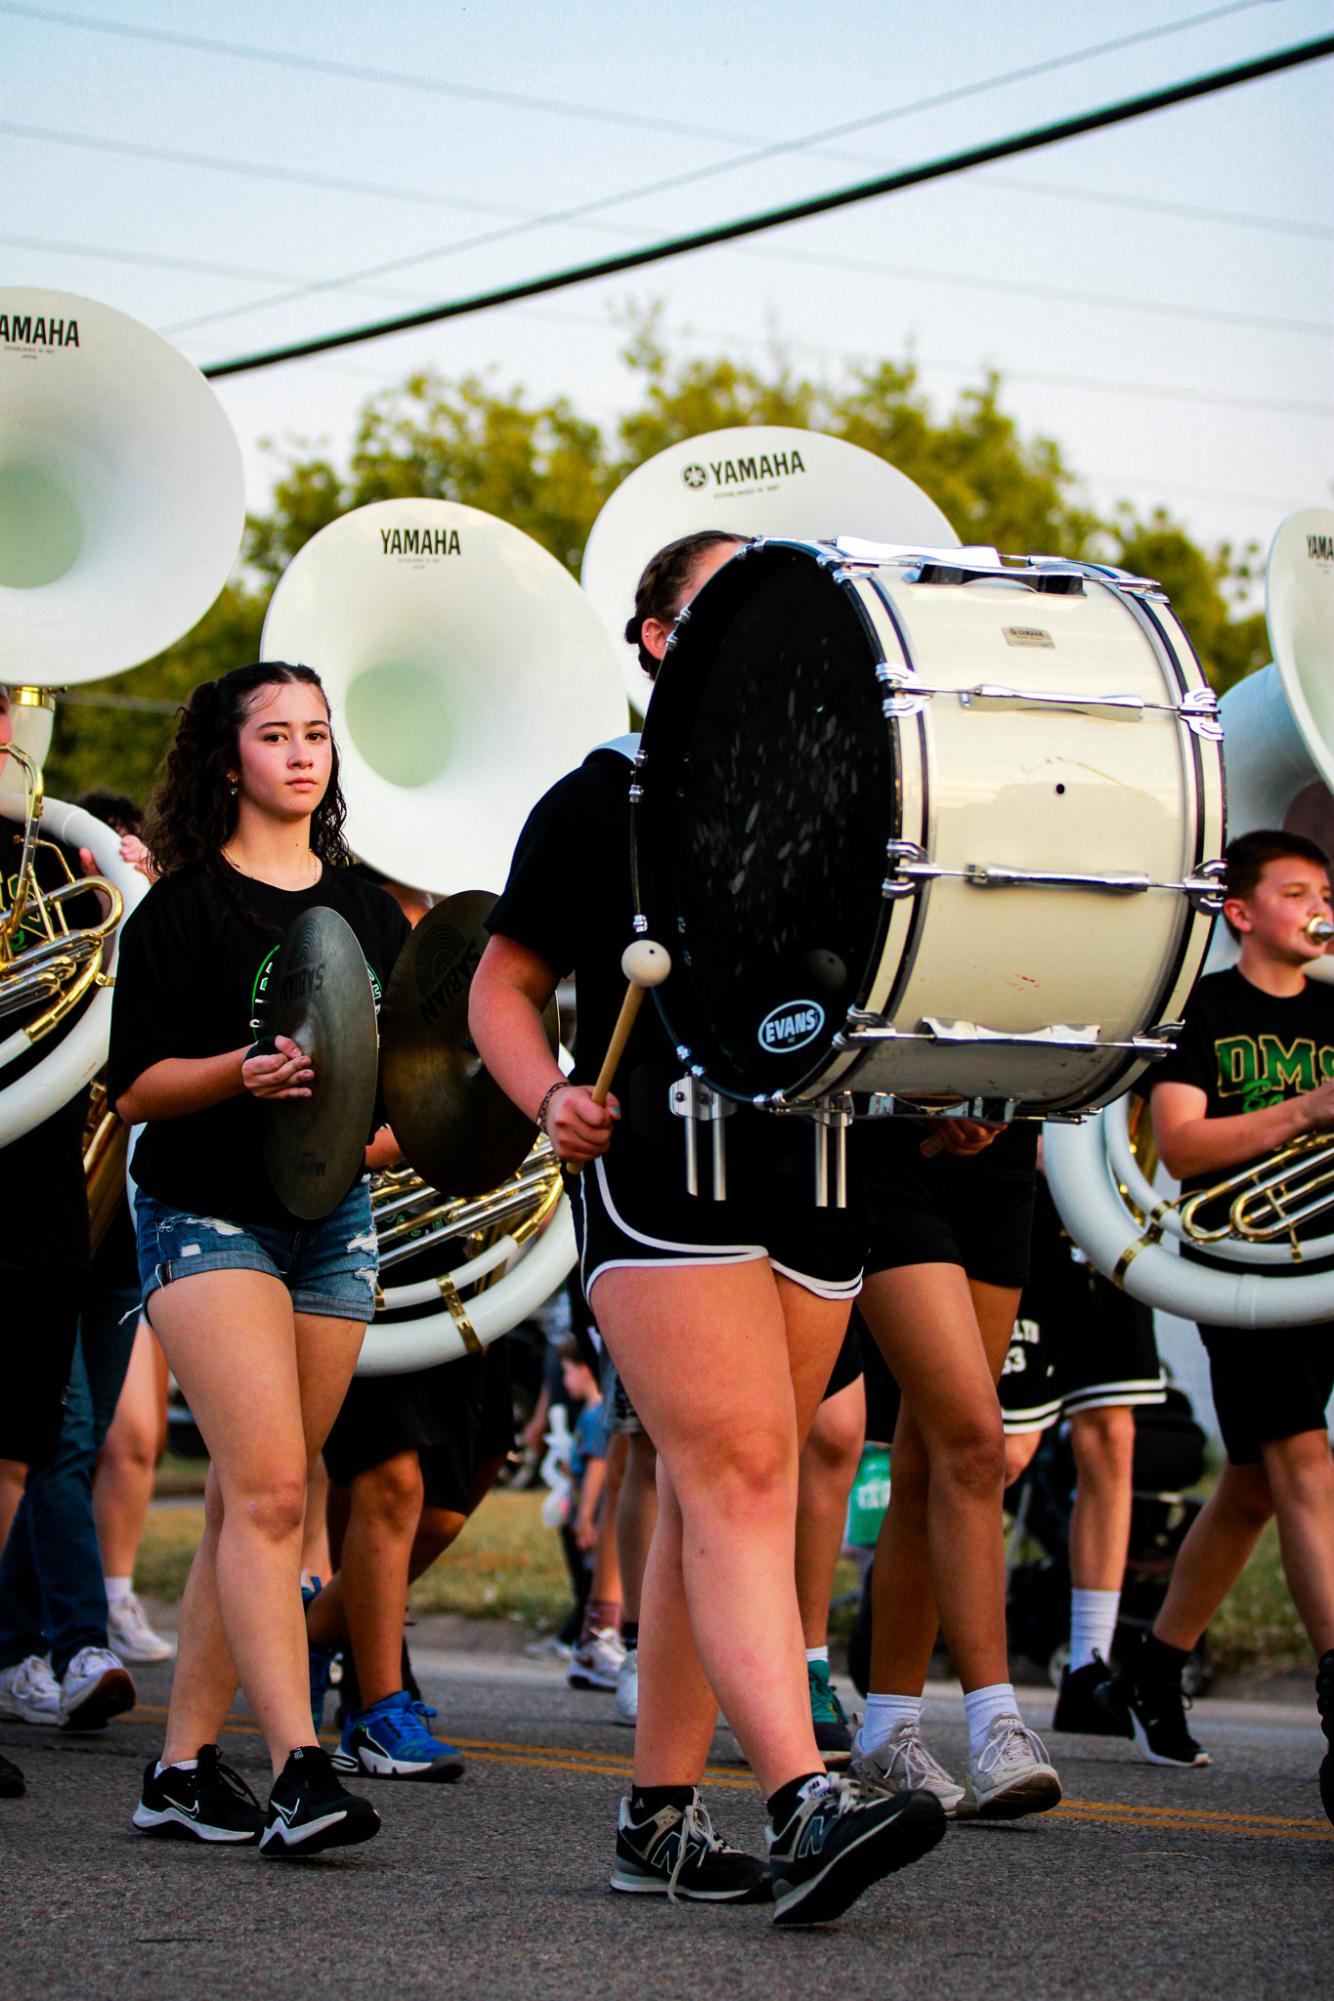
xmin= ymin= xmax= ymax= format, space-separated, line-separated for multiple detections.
xmin=535 ymin=1080 xmax=567 ymax=1135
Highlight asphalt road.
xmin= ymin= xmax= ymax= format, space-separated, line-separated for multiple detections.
xmin=1 ymin=1620 xmax=1329 ymax=2001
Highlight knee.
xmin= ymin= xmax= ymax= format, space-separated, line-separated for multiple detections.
xmin=1262 ymin=1433 xmax=1334 ymax=1511
xmin=226 ymin=1470 xmax=308 ymax=1544
xmin=1072 ymin=1408 xmax=1136 ymax=1484
xmin=353 ymin=1452 xmax=424 ymax=1531
xmin=682 ymin=1425 xmax=795 ymax=1525
xmin=931 ymin=1411 xmax=1007 ymax=1500
xmin=1218 ymin=1461 xmax=1273 ymax=1533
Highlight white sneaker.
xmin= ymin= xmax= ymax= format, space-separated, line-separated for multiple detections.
xmin=59 ymin=1646 xmax=136 ymax=1731
xmin=961 ymin=1714 xmax=1062 ymax=1820
xmin=568 ymin=1627 xmax=625 ymax=1691
xmin=106 ymin=1592 xmax=175 ymax=1663
xmin=614 ymin=1648 xmax=638 ymax=1727
xmin=851 ymin=1718 xmax=967 ymax=1817
xmin=0 ymin=1654 xmax=62 ymax=1724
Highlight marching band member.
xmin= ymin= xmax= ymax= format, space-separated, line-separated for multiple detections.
xmin=109 ymin=662 xmax=407 ymax=1855
xmin=471 ymin=531 xmax=946 ymax=1926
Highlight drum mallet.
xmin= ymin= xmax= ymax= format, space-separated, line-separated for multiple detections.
xmin=570 ymin=940 xmax=672 ymax=1172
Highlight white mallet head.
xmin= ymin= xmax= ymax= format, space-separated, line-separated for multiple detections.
xmin=621 ymin=939 xmax=672 ymax=987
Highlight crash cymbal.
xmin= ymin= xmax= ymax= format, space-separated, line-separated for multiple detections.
xmin=262 ymin=904 xmax=380 ymax=1221
xmin=381 ymin=890 xmax=558 ymax=1198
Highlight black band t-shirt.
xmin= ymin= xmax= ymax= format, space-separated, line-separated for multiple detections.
xmin=109 ymin=861 xmax=409 ymax=1228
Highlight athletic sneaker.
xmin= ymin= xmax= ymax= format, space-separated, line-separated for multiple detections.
xmin=807 ymin=1659 xmax=853 ymax=1768
xmin=336 ymin=1690 xmax=465 ymax=1782
xmin=132 ymin=1744 xmax=264 ymax=1844
xmin=106 ymin=1592 xmax=175 ymax=1664
xmin=0 ymin=1749 xmax=23 ymax=1798
xmin=259 ymin=1744 xmax=380 ymax=1858
xmin=1052 ymin=1656 xmax=1127 ymax=1738
xmin=58 ymin=1647 xmax=135 ymax=1731
xmin=767 ymin=1773 xmax=946 ymax=1926
xmin=568 ymin=1626 xmax=625 ymax=1692
xmin=1316 ymin=1650 xmax=1334 ymax=1828
xmin=611 ymin=1789 xmax=770 ymax=1902
xmin=851 ymin=1717 xmax=967 ymax=1817
xmin=1096 ymin=1652 xmax=1210 ymax=1768
xmin=0 ymin=1654 xmax=62 ymax=1724
xmin=614 ymin=1649 xmax=638 ymax=1728
xmin=960 ymin=1716 xmax=1063 ymax=1819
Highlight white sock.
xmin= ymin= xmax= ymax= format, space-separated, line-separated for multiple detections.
xmin=860 ymin=1692 xmax=923 ymax=1750
xmin=1070 ymin=1588 xmax=1120 ymax=1671
xmin=155 ymin=1758 xmax=198 ymax=1776
xmin=963 ymin=1683 xmax=1019 ymax=1758
xmin=105 ymin=1576 xmax=133 ymax=1605
xmin=804 ymin=1646 xmax=829 ymax=1666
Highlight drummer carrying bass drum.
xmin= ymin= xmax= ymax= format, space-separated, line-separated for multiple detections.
xmin=470 ymin=531 xmax=947 ymax=1928
xmin=109 ymin=663 xmax=408 ymax=1857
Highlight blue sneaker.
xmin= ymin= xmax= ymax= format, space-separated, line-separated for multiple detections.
xmin=339 ymin=1690 xmax=466 ymax=1782
xmin=303 ymin=1578 xmax=340 ymax=1735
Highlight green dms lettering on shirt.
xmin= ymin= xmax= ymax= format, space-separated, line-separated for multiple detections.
xmin=1214 ymin=1033 xmax=1334 ymax=1110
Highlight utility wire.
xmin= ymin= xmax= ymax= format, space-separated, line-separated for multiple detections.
xmin=198 ymin=35 xmax=1334 ymax=380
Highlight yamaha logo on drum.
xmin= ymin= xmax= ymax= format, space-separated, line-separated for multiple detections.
xmin=380 ymin=527 xmax=462 ymax=559
xmin=679 ymin=449 xmax=808 ymax=493
xmin=0 ymin=313 xmax=79 ymax=351
xmin=1309 ymin=533 xmax=1334 ymax=564
xmin=758 ymin=1000 xmax=825 ymax=1054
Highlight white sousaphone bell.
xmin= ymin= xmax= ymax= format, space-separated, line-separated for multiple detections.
xmin=0 ymin=288 xmax=246 ymax=1144
xmin=1046 ymin=506 xmax=1334 ymax=1327
xmin=261 ymin=497 xmax=627 ymax=1372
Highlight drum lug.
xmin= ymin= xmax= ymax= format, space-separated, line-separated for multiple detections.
xmin=670 ymin=1074 xmax=733 ymax=1200
xmin=1184 ymin=859 xmax=1228 ymax=911
xmin=883 ymin=840 xmax=936 ymax=898
xmin=806 ymin=1093 xmax=854 ymax=1210
xmin=632 ymin=913 xmax=650 ymax=935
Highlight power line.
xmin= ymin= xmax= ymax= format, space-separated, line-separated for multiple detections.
xmin=9 ymin=115 xmax=1331 ymax=244
xmin=196 ymin=36 xmax=1334 ymax=380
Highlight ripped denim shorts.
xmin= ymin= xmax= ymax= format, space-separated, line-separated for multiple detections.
xmin=134 ymin=1180 xmax=378 ymax=1324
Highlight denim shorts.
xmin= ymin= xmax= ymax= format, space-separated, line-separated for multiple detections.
xmin=134 ymin=1180 xmax=378 ymax=1325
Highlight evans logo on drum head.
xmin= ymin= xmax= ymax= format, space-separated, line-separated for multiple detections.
xmin=758 ymin=1000 xmax=825 ymax=1054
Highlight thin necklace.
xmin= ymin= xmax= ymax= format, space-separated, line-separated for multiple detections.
xmin=222 ymin=846 xmax=321 ymax=888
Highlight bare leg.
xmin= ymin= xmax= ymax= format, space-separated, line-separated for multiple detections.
xmin=586 ymin=1431 xmax=626 ymax=1621
xmin=1069 ymin=1406 xmax=1136 ymax=1591
xmin=1153 ymin=1458 xmax=1272 ymax=1653
xmin=0 ymin=1461 xmax=25 ymax=1559
xmin=337 ymin=1450 xmax=425 ymax=1709
xmin=93 ymin=1318 xmax=167 ymax=1579
xmin=617 ymin=1431 xmax=659 ymax=1625
xmin=302 ymin=1456 xmax=333 ymax=1583
xmin=795 ymin=1375 xmax=866 ymax=1648
xmin=1260 ymin=1431 xmax=1334 ymax=1657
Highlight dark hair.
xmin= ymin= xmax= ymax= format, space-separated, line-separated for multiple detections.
xmin=144 ymin=661 xmax=350 ymax=895
xmin=625 ymin=530 xmax=746 ymax=680
xmin=75 ymin=788 xmax=142 ymax=837
xmin=1222 ymin=828 xmax=1330 ymax=939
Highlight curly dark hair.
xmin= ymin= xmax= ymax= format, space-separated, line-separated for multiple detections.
xmin=625 ymin=530 xmax=746 ymax=680
xmin=143 ymin=662 xmax=351 ymax=890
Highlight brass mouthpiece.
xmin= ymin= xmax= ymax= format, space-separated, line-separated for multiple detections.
xmin=1306 ymin=916 xmax=1334 ymax=943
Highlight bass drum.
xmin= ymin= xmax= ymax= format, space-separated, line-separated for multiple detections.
xmin=633 ymin=538 xmax=1225 ymax=1118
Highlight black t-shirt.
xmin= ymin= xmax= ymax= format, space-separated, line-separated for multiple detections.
xmin=1149 ymin=965 xmax=1334 ymax=1269
xmin=0 ymin=830 xmax=104 ymax=1274
xmin=109 ymin=861 xmax=409 ymax=1228
xmin=487 ymin=746 xmax=812 ymax=1178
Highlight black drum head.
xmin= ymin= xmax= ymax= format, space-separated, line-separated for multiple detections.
xmin=634 ymin=542 xmax=895 ymax=1099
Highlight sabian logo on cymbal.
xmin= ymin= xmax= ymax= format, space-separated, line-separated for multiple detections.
xmin=0 ymin=314 xmax=79 ymax=350
xmin=380 ymin=527 xmax=461 ymax=558
xmin=680 ymin=449 xmax=807 ymax=491
xmin=1308 ymin=533 xmax=1334 ymax=563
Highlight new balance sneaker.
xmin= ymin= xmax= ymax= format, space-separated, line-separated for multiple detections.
xmin=58 ymin=1647 xmax=135 ymax=1731
xmin=1096 ymin=1651 xmax=1210 ymax=1768
xmin=614 ymin=1648 xmax=638 ymax=1728
xmin=0 ymin=1654 xmax=62 ymax=1724
xmin=259 ymin=1745 xmax=380 ymax=1857
xmin=807 ymin=1659 xmax=853 ymax=1769
xmin=767 ymin=1773 xmax=946 ymax=1927
xmin=337 ymin=1690 xmax=465 ymax=1782
xmin=0 ymin=1750 xmax=24 ymax=1799
xmin=106 ymin=1591 xmax=175 ymax=1664
xmin=960 ymin=1716 xmax=1063 ymax=1819
xmin=1316 ymin=1650 xmax=1334 ymax=1828
xmin=611 ymin=1789 xmax=770 ymax=1902
xmin=132 ymin=1745 xmax=264 ymax=1844
xmin=568 ymin=1626 xmax=625 ymax=1692
xmin=1052 ymin=1656 xmax=1126 ymax=1738
xmin=851 ymin=1717 xmax=967 ymax=1817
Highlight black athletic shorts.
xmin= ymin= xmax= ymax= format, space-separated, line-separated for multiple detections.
xmin=822 ymin=1320 xmax=864 ymax=1402
xmin=0 ymin=1268 xmax=83 ymax=1469
xmin=419 ymin=1342 xmax=515 ymax=1514
xmin=568 ymin=1137 xmax=866 ymax=1306
xmin=858 ymin=1123 xmax=1038 ymax=1288
xmin=1198 ymin=1324 xmax=1334 ymax=1467
xmin=323 ymin=1355 xmax=471 ymax=1489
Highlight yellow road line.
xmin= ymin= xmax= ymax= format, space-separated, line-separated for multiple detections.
xmin=128 ymin=1704 xmax=1333 ymax=1843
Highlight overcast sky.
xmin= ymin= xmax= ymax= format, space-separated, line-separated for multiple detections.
xmin=5 ymin=0 xmax=1332 ymax=574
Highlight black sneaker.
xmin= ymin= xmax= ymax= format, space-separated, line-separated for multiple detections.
xmin=610 ymin=1790 xmax=770 ymax=1902
xmin=1052 ymin=1656 xmax=1127 ymax=1738
xmin=1316 ymin=1650 xmax=1334 ymax=1828
xmin=132 ymin=1745 xmax=264 ymax=1843
xmin=259 ymin=1744 xmax=381 ymax=1858
xmin=0 ymin=1749 xmax=24 ymax=1799
xmin=1096 ymin=1653 xmax=1210 ymax=1767
xmin=767 ymin=1774 xmax=946 ymax=1927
